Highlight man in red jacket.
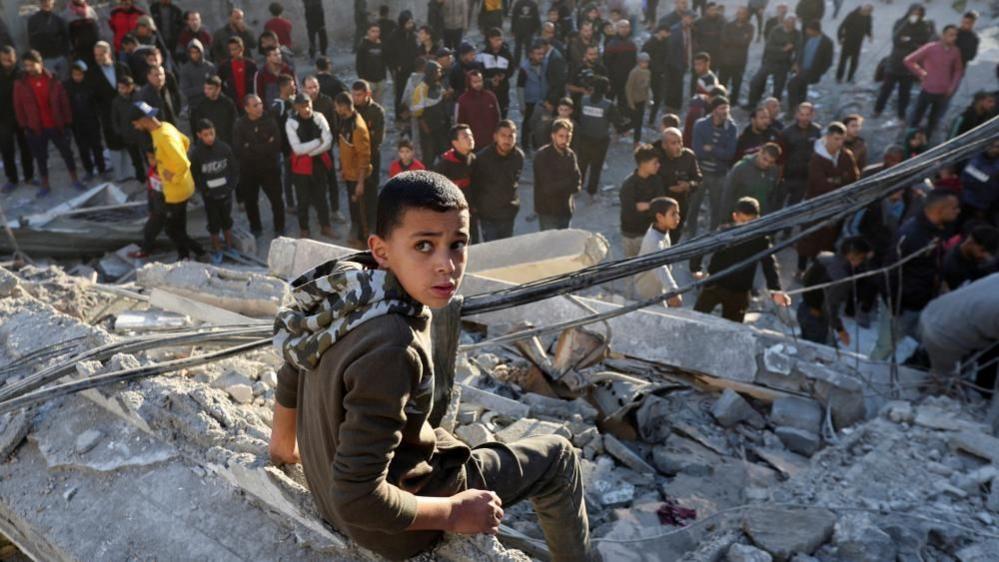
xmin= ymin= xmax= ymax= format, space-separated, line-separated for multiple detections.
xmin=108 ymin=0 xmax=146 ymax=52
xmin=13 ymin=50 xmax=81 ymax=197
xmin=455 ymin=70 xmax=500 ymax=152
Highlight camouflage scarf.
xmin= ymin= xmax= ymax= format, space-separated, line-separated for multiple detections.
xmin=273 ymin=253 xmax=428 ymax=372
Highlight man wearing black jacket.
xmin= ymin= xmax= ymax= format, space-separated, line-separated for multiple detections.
xmin=785 ymin=21 xmax=833 ymax=112
xmin=233 ymin=94 xmax=285 ymax=236
xmin=798 ymin=238 xmax=871 ymax=346
xmin=533 ymin=118 xmax=581 ymax=230
xmin=717 ymin=7 xmax=754 ymax=107
xmin=777 ymin=102 xmax=821 ymax=211
xmin=386 ymin=11 xmax=417 ymax=118
xmin=27 ymin=0 xmax=69 ymax=79
xmin=642 ymin=26 xmax=671 ymax=126
xmin=138 ymin=64 xmax=180 ymax=126
xmin=836 ymin=5 xmax=873 ymax=83
xmin=0 ymin=48 xmax=33 ymax=192
xmin=88 ymin=42 xmax=130 ymax=171
xmin=315 ymin=56 xmax=349 ymax=100
xmin=653 ymin=125 xmax=701 ymax=242
xmin=355 ymin=24 xmax=387 ymax=106
xmin=620 ymin=144 xmax=667 ymax=256
xmin=874 ymin=4 xmax=934 ymax=120
xmin=692 ymin=197 xmax=791 ymax=322
xmin=472 ymin=120 xmax=525 ymax=241
xmin=190 ymin=76 xmax=238 ymax=147
xmin=510 ymin=0 xmax=541 ymax=64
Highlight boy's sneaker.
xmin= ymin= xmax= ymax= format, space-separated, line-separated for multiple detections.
xmin=1 ymin=182 xmax=15 ymax=194
xmin=210 ymin=251 xmax=224 ymax=265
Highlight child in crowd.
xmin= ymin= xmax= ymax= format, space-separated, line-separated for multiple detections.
xmin=189 ymin=119 xmax=239 ymax=264
xmin=388 ymin=138 xmax=427 ymax=177
xmin=634 ymin=196 xmax=684 ymax=306
xmin=625 ymin=52 xmax=651 ymax=145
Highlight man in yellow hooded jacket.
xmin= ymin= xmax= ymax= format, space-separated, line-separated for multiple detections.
xmin=129 ymin=101 xmax=207 ymax=261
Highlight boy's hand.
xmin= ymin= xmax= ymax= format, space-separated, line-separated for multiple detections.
xmin=837 ymin=329 xmax=851 ymax=347
xmin=667 ymin=295 xmax=683 ymax=308
xmin=771 ymin=292 xmax=791 ymax=307
xmin=448 ymin=489 xmax=503 ymax=535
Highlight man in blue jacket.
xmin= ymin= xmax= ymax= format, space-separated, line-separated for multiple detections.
xmin=690 ymin=95 xmax=736 ymax=235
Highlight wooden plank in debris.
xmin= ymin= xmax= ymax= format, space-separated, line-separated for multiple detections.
xmin=149 ymin=288 xmax=269 ymax=326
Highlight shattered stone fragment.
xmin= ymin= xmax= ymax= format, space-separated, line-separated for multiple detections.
xmin=833 ymin=514 xmax=897 ymax=562
xmin=74 ymin=429 xmax=103 ymax=454
xmin=774 ymin=426 xmax=821 ymax=457
xmin=880 ymin=401 xmax=914 ymax=424
xmin=711 ymin=389 xmax=765 ymax=428
xmin=727 ymin=543 xmax=774 ymax=562
xmin=743 ymin=507 xmax=836 ymax=561
xmin=226 ymin=384 xmax=254 ymax=405
xmin=603 ymin=434 xmax=656 ymax=475
xmin=763 ymin=343 xmax=795 ymax=375
xmin=769 ymin=396 xmax=824 ymax=435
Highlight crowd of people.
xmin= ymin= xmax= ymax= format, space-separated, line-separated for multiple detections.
xmin=0 ymin=0 xmax=995 ymax=361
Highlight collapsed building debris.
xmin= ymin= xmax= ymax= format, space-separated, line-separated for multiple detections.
xmin=1 ymin=234 xmax=998 ymax=561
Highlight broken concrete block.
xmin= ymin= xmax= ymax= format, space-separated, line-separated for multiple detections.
xmin=137 ymin=262 xmax=288 ymax=318
xmin=763 ymin=343 xmax=795 ymax=375
xmin=74 ymin=430 xmax=103 ymax=454
xmin=880 ymin=401 xmax=915 ymax=424
xmin=651 ymin=437 xmax=719 ymax=477
xmin=774 ymin=426 xmax=821 ymax=457
xmin=712 ymin=389 xmax=765 ymax=428
xmin=226 ymin=384 xmax=254 ymax=405
xmin=459 ymin=384 xmax=530 ymax=418
xmin=455 ymin=423 xmax=494 ymax=448
xmin=522 ymin=392 xmax=599 ymax=422
xmin=987 ymin=477 xmax=999 ymax=513
xmin=950 ymin=430 xmax=999 ymax=464
xmin=0 ymin=411 xmax=31 ymax=461
xmin=493 ymin=418 xmax=571 ymax=444
xmin=743 ymin=507 xmax=836 ymax=561
xmin=956 ymin=540 xmax=999 ymax=562
xmin=728 ymin=543 xmax=774 ymax=562
xmin=769 ymin=396 xmax=823 ymax=435
xmin=260 ymin=370 xmax=278 ymax=388
xmin=0 ymin=267 xmax=20 ymax=297
xmin=833 ymin=514 xmax=897 ymax=562
xmin=603 ymin=434 xmax=656 ymax=475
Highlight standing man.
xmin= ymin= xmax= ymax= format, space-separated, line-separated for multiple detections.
xmin=718 ymin=7 xmax=754 ymax=107
xmin=604 ymin=19 xmax=638 ymax=109
xmin=956 ymin=11 xmax=979 ymax=69
xmin=0 ymin=48 xmax=34 ymax=193
xmin=190 ymin=76 xmax=238 ymax=148
xmin=63 ymin=0 xmax=101 ymax=67
xmin=664 ymin=12 xmax=695 ymax=113
xmin=302 ymin=75 xmax=340 ymax=224
xmin=836 ymin=4 xmax=873 ymax=84
xmin=693 ymin=2 xmax=725 ymax=77
xmin=471 ymin=120 xmax=525 ymax=241
xmin=434 ymin=124 xmax=477 ymax=240
xmin=65 ymin=60 xmax=107 ymax=181
xmin=150 ymin=0 xmax=184 ymax=57
xmin=218 ymin=37 xmax=257 ymax=115
xmin=129 ymin=100 xmax=207 ymax=261
xmin=233 ymin=94 xmax=285 ymax=237
xmin=256 ymin=45 xmax=294 ymax=108
xmin=175 ymin=11 xmax=212 ymax=63
xmin=842 ymin=114 xmax=867 ymax=170
xmin=356 ymin=23 xmax=387 ymax=105
xmin=905 ymin=24 xmax=964 ymax=139
xmin=352 ymin=80 xmax=385 ymax=237
xmin=456 ymin=70 xmax=500 ymax=151
xmin=138 ymin=64 xmax=180 ymax=125
xmin=723 ymin=142 xmax=782 ymax=214
xmin=286 ymin=93 xmax=335 ymax=239
xmin=302 ymin=0 xmax=329 ymax=59
xmin=873 ymin=4 xmax=933 ymax=120
xmin=27 ymin=0 xmax=70 ymax=80
xmin=777 ymin=101 xmax=820 ymax=212
xmin=735 ymin=106 xmax=780 ymax=161
xmin=188 ymin=118 xmax=238 ymax=264
xmin=109 ymin=0 xmax=146 ymax=52
xmin=212 ymin=9 xmax=256 ymax=63
xmin=575 ymin=77 xmax=620 ymax=201
xmin=13 ymin=50 xmax=81 ymax=196
xmin=746 ymin=14 xmax=799 ymax=109
xmin=690 ymin=96 xmax=737 ymax=234
xmin=533 ymin=118 xmax=581 ymax=230
xmin=619 ymin=144 xmax=667 ymax=257
xmin=412 ymin=60 xmax=450 ymax=164
xmin=642 ymin=25 xmax=671 ymax=126
xmin=442 ymin=0 xmax=468 ymax=49
xmin=785 ymin=20 xmax=833 ymax=112
xmin=386 ymin=11 xmax=418 ymax=119
xmin=516 ymin=42 xmax=547 ymax=150
xmin=510 ymin=0 xmax=541 ymax=64
xmin=653 ymin=124 xmax=702 ymax=241
xmin=333 ymin=92 xmax=373 ymax=246
xmin=477 ymin=28 xmax=515 ymax=117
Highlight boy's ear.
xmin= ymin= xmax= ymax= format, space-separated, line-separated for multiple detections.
xmin=369 ymin=234 xmax=390 ymax=268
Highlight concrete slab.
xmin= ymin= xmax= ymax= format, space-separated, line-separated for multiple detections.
xmin=136 ymin=262 xmax=289 ymax=318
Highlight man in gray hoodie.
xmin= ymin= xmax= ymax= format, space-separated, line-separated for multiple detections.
xmin=178 ymin=38 xmax=215 ymax=110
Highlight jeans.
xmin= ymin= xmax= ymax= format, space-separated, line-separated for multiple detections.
xmin=686 ymin=171 xmax=726 ymax=237
xmin=869 ymin=304 xmax=920 ymax=362
xmin=0 ymin=123 xmax=33 ymax=183
xmin=239 ymin=163 xmax=285 ymax=234
xmin=785 ymin=73 xmax=813 ymax=113
xmin=694 ymin=284 xmax=750 ymax=323
xmin=909 ymin=90 xmax=948 ymax=138
xmin=797 ymin=301 xmax=831 ymax=345
xmin=874 ymin=71 xmax=914 ymax=119
xmin=25 ymin=128 xmax=76 ymax=178
xmin=576 ymin=135 xmax=610 ymax=195
xmin=539 ymin=214 xmax=571 ymax=231
xmin=836 ymin=42 xmax=862 ymax=82
xmin=480 ymin=217 xmax=515 ymax=241
xmin=293 ymin=171 xmax=330 ymax=231
xmin=717 ymin=64 xmax=746 ymax=106
xmin=747 ymin=63 xmax=790 ymax=109
xmin=465 ymin=436 xmax=594 ymax=561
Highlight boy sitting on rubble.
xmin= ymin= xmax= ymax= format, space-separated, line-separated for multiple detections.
xmin=269 ymin=170 xmax=595 ymax=561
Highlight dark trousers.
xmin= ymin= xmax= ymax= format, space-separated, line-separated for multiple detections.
xmin=204 ymin=193 xmax=234 ymax=235
xmin=576 ymin=135 xmax=610 ymax=195
xmin=26 ymin=127 xmax=76 ymax=178
xmin=797 ymin=301 xmax=830 ymax=344
xmin=785 ymin=73 xmax=812 ymax=113
xmin=391 ymin=70 xmax=408 ymax=117
xmin=665 ymin=67 xmax=686 ymax=111
xmin=282 ymin=155 xmax=295 ymax=208
xmin=420 ymin=124 xmax=447 ymax=166
xmin=443 ymin=29 xmax=463 ymax=49
xmin=326 ymin=163 xmax=340 ymax=213
xmin=349 ymin=152 xmax=380 ymax=242
xmin=238 ymin=163 xmax=285 ymax=234
xmin=747 ymin=63 xmax=790 ymax=108
xmin=836 ymin=42 xmax=861 ymax=82
xmin=874 ymin=71 xmax=914 ymax=119
xmin=513 ymin=33 xmax=535 ymax=64
xmin=538 ymin=213 xmax=571 ymax=231
xmin=644 ymin=0 xmax=660 ymax=24
xmin=72 ymin=124 xmax=107 ymax=175
xmin=0 ymin=123 xmax=33 ymax=183
xmin=631 ymin=103 xmax=646 ymax=144
xmin=126 ymin=145 xmax=146 ymax=181
xmin=909 ymin=90 xmax=948 ymax=138
xmin=305 ymin=8 xmax=328 ymax=56
xmin=750 ymin=7 xmax=765 ymax=40
xmin=520 ymin=102 xmax=536 ymax=150
xmin=142 ymin=192 xmax=204 ymax=259
xmin=694 ymin=284 xmax=750 ymax=323
xmin=480 ymin=216 xmax=515 ymax=241
xmin=649 ymin=73 xmax=667 ymax=124
xmin=685 ymin=171 xmax=726 ymax=237
xmin=718 ymin=64 xmax=746 ymax=105
xmin=465 ymin=436 xmax=593 ymax=561
xmin=293 ymin=171 xmax=330 ymax=231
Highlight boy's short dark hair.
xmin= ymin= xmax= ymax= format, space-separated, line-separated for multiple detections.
xmin=269 ymin=2 xmax=284 ymax=16
xmin=650 ymin=197 xmax=678 ymax=217
xmin=352 ymin=79 xmax=371 ymax=92
xmin=227 ymin=36 xmax=244 ymax=49
xmin=205 ymin=75 xmax=222 ymax=87
xmin=121 ymin=34 xmax=138 ymax=46
xmin=22 ymin=49 xmax=41 ymax=63
xmin=826 ymin=122 xmax=846 ymax=136
xmin=315 ymin=56 xmax=331 ymax=71
xmin=496 ymin=119 xmax=517 ymax=132
xmin=397 ymin=138 xmax=414 ymax=150
xmin=0 ymin=46 xmax=14 ymax=57
xmin=734 ymin=197 xmax=761 ymax=217
xmin=923 ymin=188 xmax=957 ymax=210
xmin=590 ymin=75 xmax=609 ymax=95
xmin=633 ymin=143 xmax=659 ymax=165
xmin=262 ymin=45 xmax=279 ymax=57
xmin=487 ymin=27 xmax=503 ymax=39
xmin=694 ymin=51 xmax=711 ymax=64
xmin=196 ymin=118 xmax=215 ymax=132
xmin=376 ymin=171 xmax=469 ymax=238
xmin=963 ymin=10 xmax=979 ymax=19
xmin=842 ymin=113 xmax=863 ymax=127
xmin=277 ymin=73 xmax=295 ymax=88
xmin=117 ymin=75 xmax=135 ymax=86
xmin=661 ymin=113 xmax=681 ymax=129
xmin=761 ymin=142 xmax=782 ymax=158
xmin=840 ymin=236 xmax=872 ymax=255
xmin=969 ymin=225 xmax=999 ymax=254
xmin=379 ymin=4 xmax=390 ymax=16
xmin=450 ymin=123 xmax=471 ymax=142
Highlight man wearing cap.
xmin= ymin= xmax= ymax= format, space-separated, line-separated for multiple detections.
xmin=13 ymin=49 xmax=82 ymax=196
xmin=333 ymin=92 xmax=373 ymax=246
xmin=690 ymin=95 xmax=736 ymax=233
xmin=286 ymin=93 xmax=335 ymax=239
xmin=130 ymin=100 xmax=207 ymax=261
xmin=450 ymin=41 xmax=483 ymax=98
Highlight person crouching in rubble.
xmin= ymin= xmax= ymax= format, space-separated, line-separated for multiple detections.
xmin=268 ymin=170 xmax=597 ymax=561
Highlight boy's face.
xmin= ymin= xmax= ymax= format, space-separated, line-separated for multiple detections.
xmin=693 ymin=60 xmax=707 ymax=75
xmin=845 ymin=251 xmax=869 ymax=269
xmin=117 ymin=82 xmax=132 ymax=95
xmin=398 ymin=146 xmax=414 ymax=163
xmin=370 ymin=208 xmax=470 ymax=309
xmin=656 ymin=206 xmax=681 ymax=231
xmin=189 ymin=47 xmax=202 ymax=62
xmin=197 ymin=128 xmax=216 ymax=146
xmin=71 ymin=69 xmax=85 ymax=82
xmin=732 ymin=211 xmax=757 ymax=225
xmin=638 ymin=158 xmax=660 ymax=176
